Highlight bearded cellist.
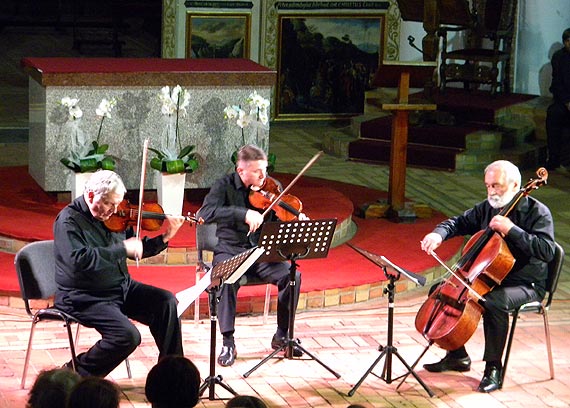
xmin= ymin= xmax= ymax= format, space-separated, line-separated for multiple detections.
xmin=419 ymin=160 xmax=555 ymax=393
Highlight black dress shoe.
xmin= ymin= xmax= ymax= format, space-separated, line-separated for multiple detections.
xmin=423 ymin=354 xmax=471 ymax=373
xmin=477 ymin=366 xmax=501 ymax=393
xmin=271 ymin=334 xmax=303 ymax=357
xmin=217 ymin=345 xmax=237 ymax=367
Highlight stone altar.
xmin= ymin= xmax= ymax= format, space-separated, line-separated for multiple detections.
xmin=22 ymin=57 xmax=276 ymax=192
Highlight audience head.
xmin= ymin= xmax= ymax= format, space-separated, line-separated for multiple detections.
xmin=145 ymin=355 xmax=201 ymax=408
xmin=226 ymin=395 xmax=268 ymax=408
xmin=67 ymin=377 xmax=120 ymax=408
xmin=27 ymin=367 xmax=81 ymax=408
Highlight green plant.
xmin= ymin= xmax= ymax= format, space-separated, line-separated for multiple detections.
xmin=60 ymin=97 xmax=117 ymax=173
xmin=150 ymin=85 xmax=199 ymax=174
xmin=224 ymin=90 xmax=275 ymax=172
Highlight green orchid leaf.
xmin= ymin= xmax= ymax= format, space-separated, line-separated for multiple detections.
xmin=79 ymin=157 xmax=98 ymax=172
xmin=101 ymin=157 xmax=116 ymax=170
xmin=165 ymin=159 xmax=185 ymax=174
xmin=184 ymin=159 xmax=199 ymax=173
xmin=150 ymin=157 xmax=164 ymax=171
xmin=148 ymin=147 xmax=166 ymax=160
xmin=96 ymin=144 xmax=110 ymax=154
xmin=60 ymin=158 xmax=79 ymax=172
xmin=178 ymin=145 xmax=195 ymax=159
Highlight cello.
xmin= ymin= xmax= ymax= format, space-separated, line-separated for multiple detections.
xmin=415 ymin=167 xmax=548 ymax=351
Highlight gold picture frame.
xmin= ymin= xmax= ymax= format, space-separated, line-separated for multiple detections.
xmin=186 ymin=13 xmax=251 ymax=59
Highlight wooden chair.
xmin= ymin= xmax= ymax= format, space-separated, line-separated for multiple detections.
xmin=501 ymin=241 xmax=565 ymax=387
xmin=15 ymin=240 xmax=131 ymax=389
xmin=439 ymin=0 xmax=517 ymax=95
xmin=194 ymin=222 xmax=271 ymax=324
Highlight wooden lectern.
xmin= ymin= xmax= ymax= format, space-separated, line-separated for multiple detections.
xmin=373 ymin=62 xmax=437 ymax=221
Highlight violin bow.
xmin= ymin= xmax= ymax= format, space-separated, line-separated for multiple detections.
xmin=135 ymin=138 xmax=150 ymax=267
xmin=260 ymin=150 xmax=324 ymax=219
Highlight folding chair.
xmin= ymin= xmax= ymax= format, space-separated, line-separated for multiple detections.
xmin=501 ymin=241 xmax=565 ymax=386
xmin=15 ymin=240 xmax=131 ymax=389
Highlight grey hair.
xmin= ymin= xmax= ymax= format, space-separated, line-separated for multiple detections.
xmin=84 ymin=170 xmax=126 ymax=196
xmin=484 ymin=160 xmax=521 ymax=187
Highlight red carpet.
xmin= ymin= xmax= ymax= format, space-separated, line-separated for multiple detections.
xmin=0 ymin=166 xmax=462 ymax=298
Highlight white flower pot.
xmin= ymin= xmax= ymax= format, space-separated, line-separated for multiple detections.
xmin=156 ymin=172 xmax=186 ymax=216
xmin=71 ymin=172 xmax=93 ymax=201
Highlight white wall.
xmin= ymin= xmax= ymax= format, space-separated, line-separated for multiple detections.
xmin=515 ymin=0 xmax=570 ymax=96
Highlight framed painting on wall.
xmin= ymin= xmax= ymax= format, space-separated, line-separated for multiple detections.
xmin=276 ymin=14 xmax=386 ymax=119
xmin=186 ymin=13 xmax=251 ymax=59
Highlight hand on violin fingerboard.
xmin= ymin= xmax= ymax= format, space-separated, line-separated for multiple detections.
xmin=245 ymin=209 xmax=264 ymax=233
xmin=124 ymin=237 xmax=143 ymax=260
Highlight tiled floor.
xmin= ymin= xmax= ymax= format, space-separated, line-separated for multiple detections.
xmin=1 ymin=24 xmax=570 ymax=408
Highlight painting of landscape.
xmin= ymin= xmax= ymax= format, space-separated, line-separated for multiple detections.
xmin=277 ymin=15 xmax=384 ymax=118
xmin=187 ymin=14 xmax=250 ymax=59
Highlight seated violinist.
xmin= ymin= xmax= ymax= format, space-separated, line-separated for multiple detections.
xmin=419 ymin=160 xmax=555 ymax=393
xmin=199 ymin=144 xmax=307 ymax=367
xmin=54 ymin=170 xmax=186 ymax=377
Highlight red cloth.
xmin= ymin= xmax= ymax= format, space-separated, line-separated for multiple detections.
xmin=21 ymin=57 xmax=273 ymax=74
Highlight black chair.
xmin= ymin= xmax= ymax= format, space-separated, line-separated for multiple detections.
xmin=194 ymin=222 xmax=271 ymax=323
xmin=15 ymin=240 xmax=131 ymax=389
xmin=501 ymin=241 xmax=565 ymax=387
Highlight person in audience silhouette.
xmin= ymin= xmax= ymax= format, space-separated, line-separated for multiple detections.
xmin=27 ymin=367 xmax=80 ymax=408
xmin=53 ymin=170 xmax=185 ymax=377
xmin=199 ymin=144 xmax=304 ymax=367
xmin=419 ymin=160 xmax=555 ymax=393
xmin=67 ymin=377 xmax=120 ymax=408
xmin=225 ymin=395 xmax=268 ymax=408
xmin=546 ymin=27 xmax=570 ymax=170
xmin=145 ymin=355 xmax=201 ymax=408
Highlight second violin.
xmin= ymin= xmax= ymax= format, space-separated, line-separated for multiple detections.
xmin=249 ymin=177 xmax=303 ymax=221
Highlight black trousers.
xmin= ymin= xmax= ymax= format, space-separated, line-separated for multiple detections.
xmin=55 ymin=279 xmax=183 ymax=377
xmin=546 ymin=101 xmax=570 ymax=166
xmin=214 ymin=252 xmax=301 ymax=339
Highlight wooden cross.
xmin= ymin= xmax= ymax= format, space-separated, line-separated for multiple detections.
xmin=378 ymin=64 xmax=436 ymax=220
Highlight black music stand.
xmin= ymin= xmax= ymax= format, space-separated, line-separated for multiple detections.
xmin=243 ymin=219 xmax=341 ymax=379
xmin=199 ymin=247 xmax=264 ymax=401
xmin=347 ymin=247 xmax=434 ymax=398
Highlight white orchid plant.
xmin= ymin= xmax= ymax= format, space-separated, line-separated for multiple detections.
xmin=223 ymin=90 xmax=275 ymax=171
xmin=60 ymin=97 xmax=117 ymax=173
xmin=149 ymin=85 xmax=199 ymax=174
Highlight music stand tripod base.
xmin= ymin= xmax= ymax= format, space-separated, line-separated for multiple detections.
xmin=199 ymin=248 xmax=264 ymax=400
xmin=243 ymin=219 xmax=341 ymax=379
xmin=348 ymin=266 xmax=434 ymax=398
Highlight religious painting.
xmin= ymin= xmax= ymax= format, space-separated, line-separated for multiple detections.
xmin=186 ymin=14 xmax=251 ymax=59
xmin=276 ymin=14 xmax=385 ymax=119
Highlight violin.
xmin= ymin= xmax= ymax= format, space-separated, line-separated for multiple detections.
xmin=414 ymin=167 xmax=548 ymax=351
xmin=249 ymin=177 xmax=303 ymax=222
xmin=104 ymin=199 xmax=203 ymax=233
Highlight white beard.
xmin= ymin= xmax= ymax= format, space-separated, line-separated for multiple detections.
xmin=488 ymin=191 xmax=517 ymax=209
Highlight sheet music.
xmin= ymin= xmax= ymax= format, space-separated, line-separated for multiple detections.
xmin=175 ymin=270 xmax=212 ymax=317
xmin=214 ymin=247 xmax=265 ymax=284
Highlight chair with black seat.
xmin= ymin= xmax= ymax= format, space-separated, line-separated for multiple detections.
xmin=438 ymin=0 xmax=517 ymax=95
xmin=15 ymin=240 xmax=131 ymax=389
xmin=501 ymin=241 xmax=565 ymax=387
xmin=194 ymin=222 xmax=271 ymax=324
